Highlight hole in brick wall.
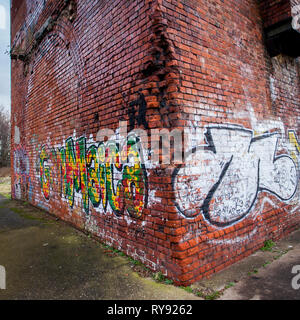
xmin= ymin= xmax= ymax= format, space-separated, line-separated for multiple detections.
xmin=94 ymin=112 xmax=99 ymax=122
xmin=158 ymin=73 xmax=166 ymax=81
xmin=159 ymin=86 xmax=167 ymax=98
xmin=141 ymin=62 xmax=160 ymax=77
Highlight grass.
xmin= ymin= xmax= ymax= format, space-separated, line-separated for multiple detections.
xmin=192 ymin=281 xmax=236 ymax=300
xmin=193 ymin=289 xmax=222 ymax=300
xmin=248 ymin=268 xmax=259 ymax=276
xmin=128 ymin=257 xmax=143 ymax=266
xmin=204 ymin=291 xmax=222 ymax=300
xmin=164 ymin=278 xmax=174 ymax=285
xmin=260 ymin=240 xmax=275 ymax=252
xmin=182 ymin=286 xmax=193 ymax=293
xmin=152 ymin=272 xmax=175 ymax=285
xmin=225 ymin=282 xmax=235 ymax=289
xmin=263 ymin=261 xmax=271 ymax=268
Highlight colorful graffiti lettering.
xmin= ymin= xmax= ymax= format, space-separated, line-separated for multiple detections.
xmin=173 ymin=124 xmax=299 ymax=227
xmin=39 ymin=135 xmax=148 ymax=219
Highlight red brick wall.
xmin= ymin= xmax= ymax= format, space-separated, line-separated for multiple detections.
xmin=161 ymin=0 xmax=300 ymax=284
xmin=259 ymin=0 xmax=292 ymax=28
xmin=11 ymin=0 xmax=300 ymax=285
xmin=11 ymin=0 xmax=180 ymax=281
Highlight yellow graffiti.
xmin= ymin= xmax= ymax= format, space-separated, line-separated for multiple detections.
xmin=289 ymin=131 xmax=300 ymax=164
xmin=39 ymin=136 xmax=147 ymax=218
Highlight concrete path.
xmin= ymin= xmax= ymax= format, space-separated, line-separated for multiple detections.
xmin=219 ymin=246 xmax=300 ymax=300
xmin=0 ymin=195 xmax=199 ymax=300
xmin=0 ymin=194 xmax=300 ymax=300
xmin=191 ymin=224 xmax=300 ymax=300
xmin=219 ymin=232 xmax=300 ymax=300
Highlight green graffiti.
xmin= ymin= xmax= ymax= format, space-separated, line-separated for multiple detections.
xmin=39 ymin=136 xmax=147 ymax=219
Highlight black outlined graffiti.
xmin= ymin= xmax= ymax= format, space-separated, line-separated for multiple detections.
xmin=39 ymin=134 xmax=148 ymax=219
xmin=172 ymin=124 xmax=298 ymax=227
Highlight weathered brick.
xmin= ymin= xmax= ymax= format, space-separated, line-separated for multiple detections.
xmin=11 ymin=0 xmax=300 ymax=287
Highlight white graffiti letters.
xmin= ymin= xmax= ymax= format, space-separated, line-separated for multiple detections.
xmin=173 ymin=125 xmax=298 ymax=227
xmin=292 ymin=5 xmax=300 ymax=31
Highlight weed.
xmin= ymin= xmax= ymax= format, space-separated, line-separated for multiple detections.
xmin=260 ymin=240 xmax=275 ymax=252
xmin=164 ymin=278 xmax=174 ymax=285
xmin=179 ymin=286 xmax=193 ymax=293
xmin=248 ymin=268 xmax=259 ymax=276
xmin=128 ymin=257 xmax=146 ymax=269
xmin=225 ymin=282 xmax=235 ymax=289
xmin=153 ymin=271 xmax=166 ymax=282
xmin=118 ymin=251 xmax=126 ymax=257
xmin=263 ymin=261 xmax=271 ymax=268
xmin=182 ymin=286 xmax=193 ymax=293
xmin=205 ymin=291 xmax=221 ymax=300
xmin=196 ymin=291 xmax=205 ymax=298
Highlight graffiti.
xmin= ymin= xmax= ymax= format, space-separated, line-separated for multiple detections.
xmin=13 ymin=145 xmax=30 ymax=200
xmin=129 ymin=92 xmax=149 ymax=131
xmin=39 ymin=134 xmax=148 ymax=219
xmin=288 ymin=130 xmax=300 ymax=164
xmin=173 ymin=124 xmax=298 ymax=227
xmin=292 ymin=5 xmax=300 ymax=31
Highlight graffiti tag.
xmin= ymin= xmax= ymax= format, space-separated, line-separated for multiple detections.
xmin=173 ymin=125 xmax=298 ymax=227
xmin=40 ymin=135 xmax=148 ymax=219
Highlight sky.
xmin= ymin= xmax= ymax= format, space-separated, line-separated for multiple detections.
xmin=0 ymin=0 xmax=10 ymax=114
